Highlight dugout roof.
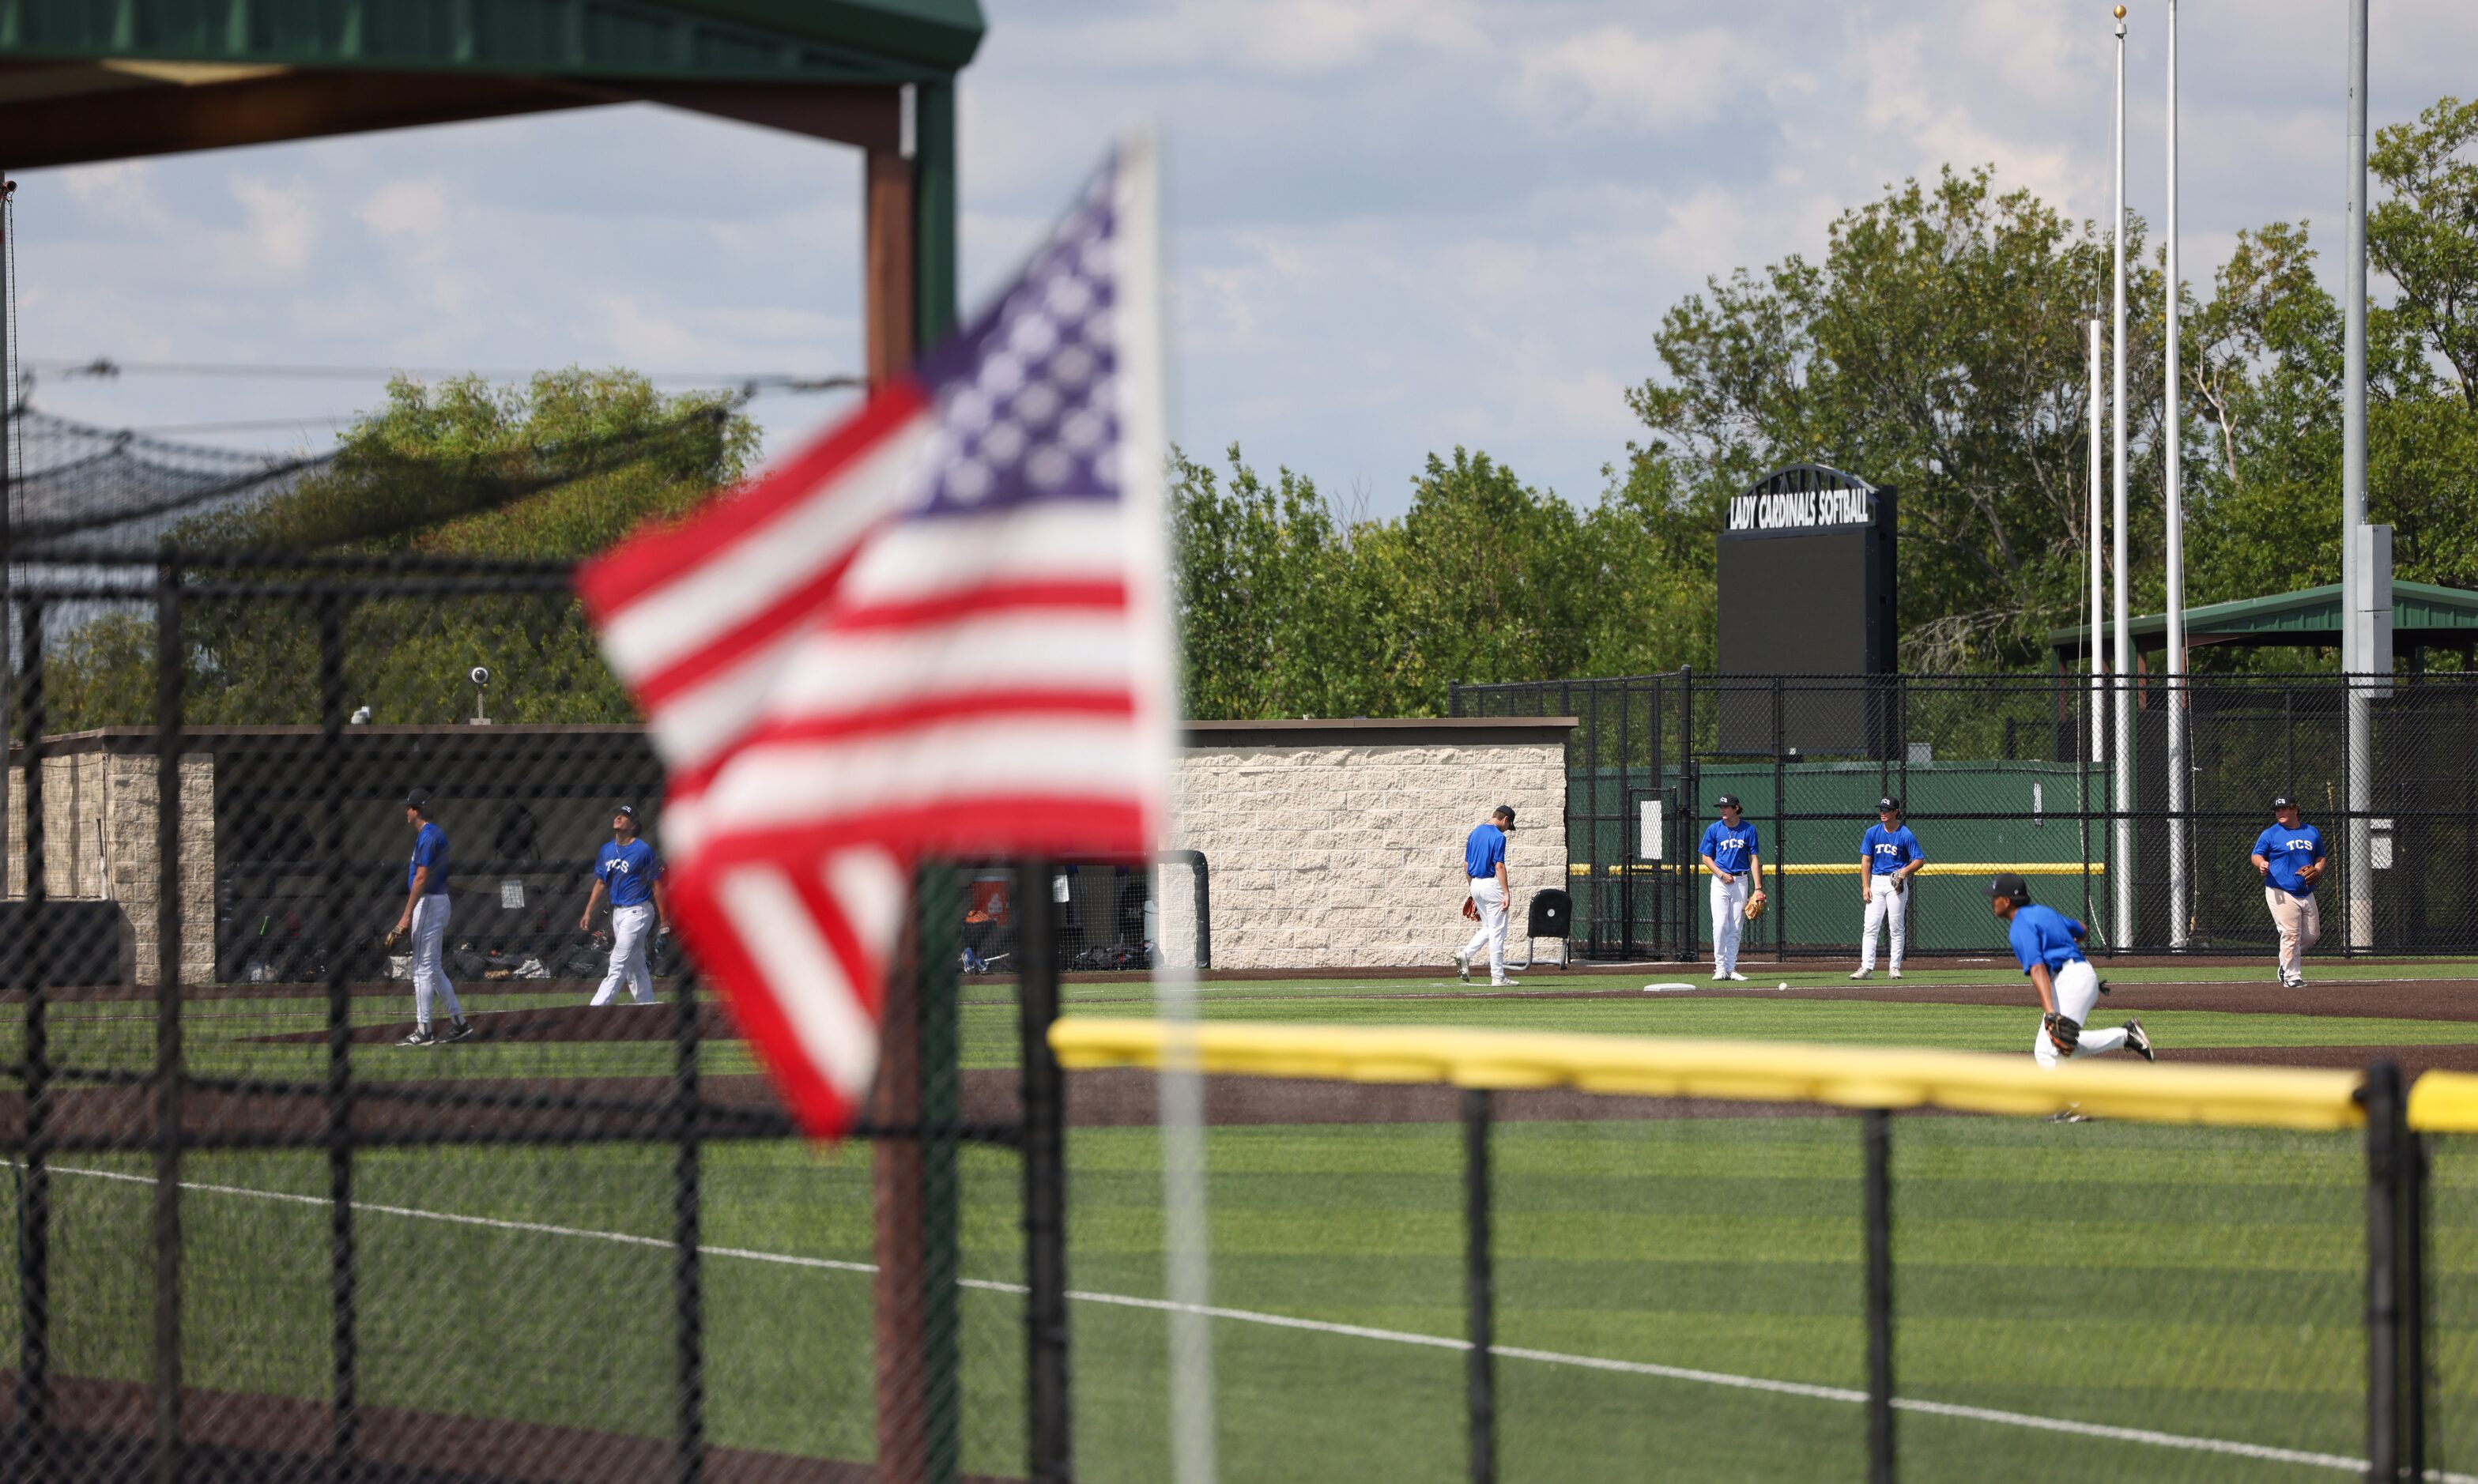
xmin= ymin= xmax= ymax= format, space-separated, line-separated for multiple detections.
xmin=2046 ymin=581 xmax=2478 ymax=662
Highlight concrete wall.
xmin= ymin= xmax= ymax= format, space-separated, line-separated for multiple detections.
xmin=1168 ymin=719 xmax=1573 ymax=970
xmin=6 ymin=751 xmax=216 ymax=985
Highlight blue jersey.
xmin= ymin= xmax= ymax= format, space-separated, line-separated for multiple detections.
xmin=596 ymin=838 xmax=665 ymax=907
xmin=407 ymin=821 xmax=449 ymax=896
xmin=1465 ymin=823 xmax=1507 ymax=879
xmin=2253 ymin=823 xmax=2326 ymax=895
xmin=2005 ymin=903 xmax=2088 ymax=976
xmin=1861 ymin=823 xmax=1922 ymax=875
xmin=1699 ymin=819 xmax=1760 ymax=875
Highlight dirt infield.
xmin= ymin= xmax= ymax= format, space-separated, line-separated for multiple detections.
xmin=0 ymin=1372 xmax=1015 ymax=1484
xmin=1331 ymin=977 xmax=2478 ymax=1019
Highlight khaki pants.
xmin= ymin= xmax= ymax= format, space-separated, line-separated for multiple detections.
xmin=2265 ymin=887 xmax=2321 ymax=980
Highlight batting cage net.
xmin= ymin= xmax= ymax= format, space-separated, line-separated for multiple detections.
xmin=1451 ymin=670 xmax=2478 ymax=963
xmin=0 ymin=552 xmax=1210 ymax=1482
xmin=1050 ymin=1019 xmax=2461 ymax=1483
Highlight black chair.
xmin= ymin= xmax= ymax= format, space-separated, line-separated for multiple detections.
xmin=1512 ymin=887 xmax=1573 ymax=970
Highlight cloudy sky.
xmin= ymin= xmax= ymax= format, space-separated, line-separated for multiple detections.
xmin=18 ymin=0 xmax=2477 ymax=515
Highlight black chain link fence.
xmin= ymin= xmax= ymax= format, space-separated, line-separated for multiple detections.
xmin=1452 ymin=670 xmax=2478 ymax=962
xmin=0 ymin=553 xmax=1088 ymax=1483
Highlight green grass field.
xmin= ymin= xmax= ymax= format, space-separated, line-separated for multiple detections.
xmin=9 ymin=962 xmax=2478 ymax=1479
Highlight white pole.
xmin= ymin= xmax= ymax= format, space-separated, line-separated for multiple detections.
xmin=2164 ymin=0 xmax=2189 ymax=949
xmin=2088 ymin=318 xmax=2105 ymax=778
xmin=2343 ymin=0 xmax=2375 ymax=951
xmin=2110 ymin=6 xmax=2135 ymax=947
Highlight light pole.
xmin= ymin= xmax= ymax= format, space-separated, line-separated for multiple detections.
xmin=2110 ymin=4 xmax=2135 ymax=947
xmin=2164 ymin=0 xmax=2189 ymax=949
xmin=2341 ymin=0 xmax=2385 ymax=951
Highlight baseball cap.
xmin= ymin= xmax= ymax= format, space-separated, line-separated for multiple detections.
xmin=2270 ymin=795 xmax=2296 ymax=812
xmin=1715 ymin=793 xmax=1743 ymax=810
xmin=1985 ymin=872 xmax=2031 ymax=904
xmin=1877 ymin=797 xmax=1900 ymax=812
xmin=402 ymin=787 xmax=432 ymax=810
xmin=1493 ymin=804 xmax=1516 ymax=827
xmin=613 ymin=804 xmax=638 ymax=819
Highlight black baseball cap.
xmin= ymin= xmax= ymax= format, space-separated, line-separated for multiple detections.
xmin=402 ymin=788 xmax=432 ymax=811
xmin=1715 ymin=794 xmax=1743 ymax=810
xmin=613 ymin=804 xmax=638 ymax=819
xmin=1986 ymin=872 xmax=2031 ymax=904
xmin=1492 ymin=804 xmax=1516 ymax=827
xmin=2270 ymin=795 xmax=2296 ymax=812
xmin=1877 ymin=797 xmax=1900 ymax=812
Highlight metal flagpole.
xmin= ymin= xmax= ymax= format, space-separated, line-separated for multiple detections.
xmin=2110 ymin=5 xmax=2135 ymax=946
xmin=2342 ymin=0 xmax=2377 ymax=951
xmin=2088 ymin=319 xmax=2105 ymax=784
xmin=2164 ymin=0 xmax=2189 ymax=949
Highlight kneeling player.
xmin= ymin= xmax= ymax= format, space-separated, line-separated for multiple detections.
xmin=1986 ymin=872 xmax=2153 ymax=1068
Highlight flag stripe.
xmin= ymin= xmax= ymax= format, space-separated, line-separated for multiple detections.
xmin=734 ymin=691 xmax=1137 ymax=751
xmin=666 ymin=872 xmax=856 ymax=1139
xmin=756 ymin=611 xmax=1133 ymax=715
xmin=591 ymin=404 xmax=933 ymax=684
xmin=696 ymin=715 xmax=1145 ymax=826
xmin=691 ymin=797 xmax=1149 ymax=876
xmin=828 ymin=499 xmax=1132 ymax=606
xmin=833 ymin=580 xmax=1127 ymax=633
xmin=579 ymin=383 xmax=930 ymax=623
xmin=713 ymin=864 xmax=882 ymax=1099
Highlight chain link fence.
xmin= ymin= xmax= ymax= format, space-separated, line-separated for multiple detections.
xmin=1451 ymin=670 xmax=2478 ymax=962
xmin=0 ymin=553 xmax=1090 ymax=1483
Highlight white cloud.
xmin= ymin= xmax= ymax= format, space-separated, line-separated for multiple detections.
xmin=1049 ymin=0 xmax=1488 ymax=76
xmin=224 ymin=175 xmax=320 ymax=278
xmin=1514 ymin=24 xmax=1781 ymax=133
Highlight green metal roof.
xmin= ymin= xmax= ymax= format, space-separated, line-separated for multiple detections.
xmin=0 ymin=0 xmax=981 ymax=78
xmin=2047 ymin=582 xmax=2478 ymax=652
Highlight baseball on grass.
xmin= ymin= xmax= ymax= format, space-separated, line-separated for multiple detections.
xmin=1777 ymin=981 xmax=1788 ymax=990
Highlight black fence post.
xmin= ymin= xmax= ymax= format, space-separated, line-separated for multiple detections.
xmin=317 ymin=590 xmax=358 ymax=1484
xmin=2403 ymin=1124 xmax=2430 ymax=1482
xmin=1772 ymin=676 xmax=1786 ymax=962
xmin=15 ymin=589 xmax=49 ymax=1483
xmin=153 ymin=561 xmax=185 ymax=1484
xmin=1862 ymin=1109 xmax=1895 ymax=1484
xmin=674 ymin=968 xmax=707 ymax=1484
xmin=1680 ymin=668 xmax=1695 ymax=963
xmin=1016 ymin=861 xmax=1072 ymax=1483
xmin=1463 ymin=1088 xmax=1496 ymax=1484
xmin=2365 ymin=1060 xmax=2405 ymax=1481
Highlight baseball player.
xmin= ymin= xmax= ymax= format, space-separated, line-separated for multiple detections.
xmin=1453 ymin=805 xmax=1520 ymax=987
xmin=384 ymin=789 xmax=470 ymax=1046
xmin=1852 ymin=797 xmax=1923 ymax=980
xmin=2250 ymin=795 xmax=2326 ymax=988
xmin=1986 ymin=872 xmax=2152 ymax=1073
xmin=579 ymin=804 xmax=670 ymax=1006
xmin=1699 ymin=795 xmax=1762 ymax=982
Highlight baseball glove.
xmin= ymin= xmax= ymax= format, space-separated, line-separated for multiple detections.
xmin=1462 ymin=896 xmax=1481 ymax=921
xmin=2043 ymin=1012 xmax=2082 ymax=1056
xmin=1743 ymin=889 xmax=1768 ymax=922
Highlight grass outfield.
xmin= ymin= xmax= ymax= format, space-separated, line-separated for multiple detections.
xmin=4 ymin=967 xmax=2477 ymax=1478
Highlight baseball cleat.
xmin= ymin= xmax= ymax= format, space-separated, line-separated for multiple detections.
xmin=1712 ymin=973 xmax=1728 ymax=982
xmin=2124 ymin=1019 xmax=2155 ymax=1062
xmin=1727 ymin=972 xmax=1749 ymax=982
xmin=1849 ymin=969 xmax=1871 ymax=980
xmin=2044 ymin=1106 xmax=2091 ymax=1124
xmin=1888 ymin=969 xmax=1903 ymax=979
xmin=397 ymin=1027 xmax=439 ymax=1048
xmin=1454 ymin=951 xmax=1471 ymax=984
xmin=1492 ymin=977 xmax=1521 ymax=988
xmin=440 ymin=1020 xmax=474 ymax=1044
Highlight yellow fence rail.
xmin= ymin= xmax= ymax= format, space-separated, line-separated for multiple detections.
xmin=1052 ymin=1019 xmax=2364 ymax=1132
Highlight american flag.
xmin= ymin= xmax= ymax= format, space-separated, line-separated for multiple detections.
xmin=578 ymin=145 xmax=1173 ymax=1139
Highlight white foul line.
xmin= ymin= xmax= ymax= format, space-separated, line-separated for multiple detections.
xmin=38 ymin=1161 xmax=2458 ymax=1479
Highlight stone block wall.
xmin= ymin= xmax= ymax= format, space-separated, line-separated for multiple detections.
xmin=1168 ymin=718 xmax=1572 ymax=970
xmin=6 ymin=749 xmax=216 ymax=985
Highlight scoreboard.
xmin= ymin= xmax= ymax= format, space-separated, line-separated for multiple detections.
xmin=1716 ymin=465 xmax=1896 ymax=755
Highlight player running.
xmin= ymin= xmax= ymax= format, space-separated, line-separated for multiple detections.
xmin=2250 ymin=795 xmax=2325 ymax=989
xmin=1986 ymin=872 xmax=2152 ymax=1072
xmin=1851 ymin=797 xmax=1922 ymax=980
xmin=579 ymin=804 xmax=670 ymax=1006
xmin=1700 ymin=795 xmax=1762 ymax=982
xmin=383 ymin=788 xmax=470 ymax=1047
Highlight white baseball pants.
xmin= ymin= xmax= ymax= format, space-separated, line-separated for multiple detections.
xmin=2265 ymin=887 xmax=2321 ymax=980
xmin=409 ymin=894 xmax=462 ymax=1030
xmin=2032 ymin=959 xmax=2127 ymax=1068
xmin=1461 ymin=877 xmax=1511 ymax=982
xmin=1858 ymin=875 xmax=1907 ymax=972
xmin=592 ymin=902 xmax=658 ymax=1006
xmin=1709 ymin=875 xmax=1748 ymax=976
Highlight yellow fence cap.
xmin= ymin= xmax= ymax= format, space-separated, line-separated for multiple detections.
xmin=1050 ymin=1019 xmax=2367 ymax=1132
